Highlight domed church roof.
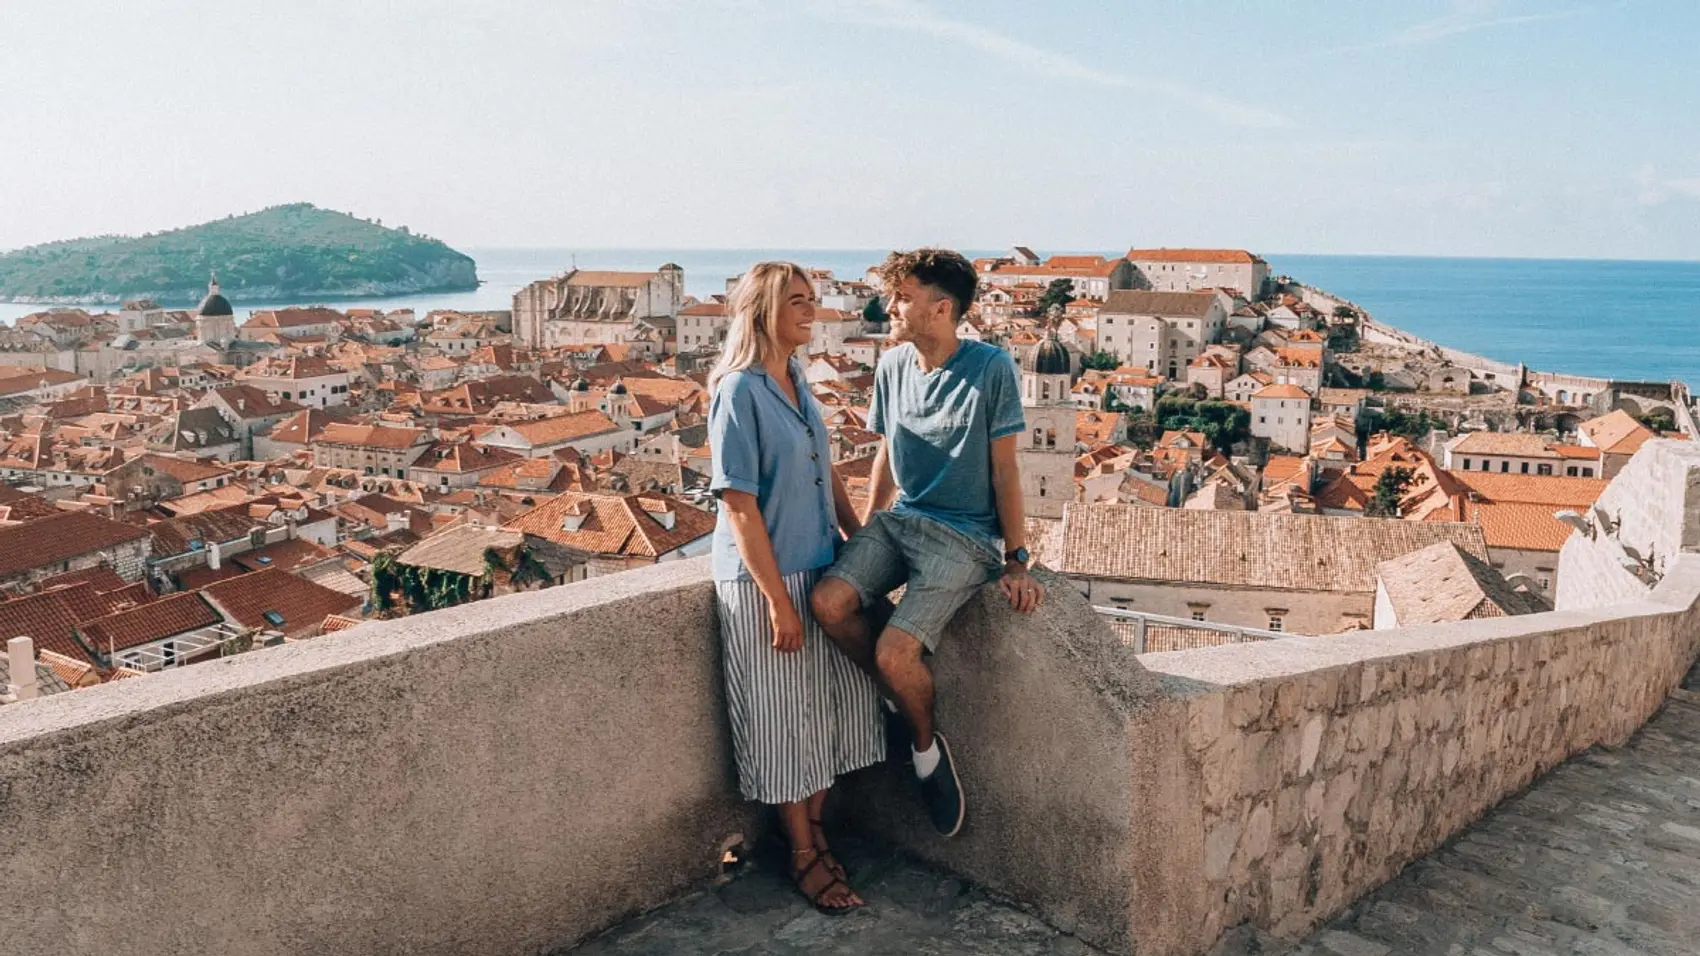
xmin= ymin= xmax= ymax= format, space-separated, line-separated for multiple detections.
xmin=197 ymin=274 xmax=234 ymax=318
xmin=1026 ymin=331 xmax=1071 ymax=376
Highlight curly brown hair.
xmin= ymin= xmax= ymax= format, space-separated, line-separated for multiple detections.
xmin=874 ymin=248 xmax=978 ymax=321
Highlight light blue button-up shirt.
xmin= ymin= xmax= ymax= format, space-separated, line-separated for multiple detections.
xmin=709 ymin=359 xmax=839 ymax=582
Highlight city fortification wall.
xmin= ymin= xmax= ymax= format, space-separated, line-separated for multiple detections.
xmin=3 ymin=443 xmax=1700 ymax=956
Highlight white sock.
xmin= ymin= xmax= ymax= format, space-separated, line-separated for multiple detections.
xmin=912 ymin=738 xmax=940 ymax=779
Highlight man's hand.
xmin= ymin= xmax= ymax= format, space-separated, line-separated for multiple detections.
xmin=769 ymin=599 xmax=805 ymax=652
xmin=999 ymin=563 xmax=1045 ymax=614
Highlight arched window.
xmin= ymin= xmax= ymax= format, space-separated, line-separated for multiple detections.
xmin=1032 ymin=427 xmax=1044 ymax=448
xmin=1045 ymin=428 xmax=1057 ymax=449
xmin=1041 ymin=380 xmax=1051 ymax=401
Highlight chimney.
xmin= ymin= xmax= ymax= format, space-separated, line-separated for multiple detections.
xmin=7 ymin=636 xmax=37 ymax=701
xmin=386 ymin=512 xmax=408 ymax=532
xmin=208 ymin=540 xmax=221 ymax=570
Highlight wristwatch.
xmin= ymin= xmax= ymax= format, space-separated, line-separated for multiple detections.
xmin=1004 ymin=546 xmax=1030 ymax=565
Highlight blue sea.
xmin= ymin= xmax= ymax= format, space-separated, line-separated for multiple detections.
xmin=3 ymin=248 xmax=1696 ymax=383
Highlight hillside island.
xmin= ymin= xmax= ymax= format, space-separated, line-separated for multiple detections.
xmin=0 ymin=203 xmax=478 ymax=305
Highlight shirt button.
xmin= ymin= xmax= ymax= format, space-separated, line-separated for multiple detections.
xmin=815 ymin=477 xmax=824 ymax=486
xmin=811 ymin=452 xmax=819 ymax=461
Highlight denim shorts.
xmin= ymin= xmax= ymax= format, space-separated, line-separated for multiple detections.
xmin=822 ymin=510 xmax=1005 ymax=652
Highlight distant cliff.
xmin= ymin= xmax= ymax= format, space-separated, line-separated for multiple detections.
xmin=0 ymin=203 xmax=479 ymax=304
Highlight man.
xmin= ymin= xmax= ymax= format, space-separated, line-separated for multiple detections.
xmin=811 ymin=248 xmax=1046 ymax=838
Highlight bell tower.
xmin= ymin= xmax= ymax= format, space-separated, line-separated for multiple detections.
xmin=1017 ymin=317 xmax=1077 ymax=520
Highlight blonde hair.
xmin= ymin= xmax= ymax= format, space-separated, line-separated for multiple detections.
xmin=707 ymin=261 xmax=810 ymax=394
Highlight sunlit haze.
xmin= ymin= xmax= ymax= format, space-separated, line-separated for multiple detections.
xmin=2 ymin=0 xmax=1696 ymax=259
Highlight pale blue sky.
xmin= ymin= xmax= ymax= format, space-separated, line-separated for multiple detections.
xmin=1 ymin=0 xmax=1695 ymax=259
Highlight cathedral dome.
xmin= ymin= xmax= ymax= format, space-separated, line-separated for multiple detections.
xmin=1026 ymin=333 xmax=1071 ymax=376
xmin=610 ymin=379 xmax=628 ymax=395
xmin=572 ymin=376 xmax=590 ymax=392
xmin=197 ymin=275 xmax=234 ymax=318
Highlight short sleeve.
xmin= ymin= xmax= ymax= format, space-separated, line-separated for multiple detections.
xmin=868 ymin=361 xmax=888 ymax=436
xmin=986 ymin=351 xmax=1026 ymax=440
xmin=708 ymin=375 xmax=761 ymax=497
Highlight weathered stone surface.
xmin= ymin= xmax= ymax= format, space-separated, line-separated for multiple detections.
xmin=566 ymin=840 xmax=1110 ymax=956
xmin=1289 ymin=669 xmax=1700 ymax=956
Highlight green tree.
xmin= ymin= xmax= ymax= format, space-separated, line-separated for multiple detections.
xmin=1365 ymin=466 xmax=1414 ymax=517
xmin=1374 ymin=407 xmax=1435 ymax=441
xmin=861 ymin=295 xmax=888 ymax=326
xmin=1036 ymin=278 xmax=1075 ymax=316
xmin=1080 ymin=350 xmax=1120 ymax=371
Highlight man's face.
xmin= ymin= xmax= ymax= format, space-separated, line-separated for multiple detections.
xmin=885 ymin=275 xmax=951 ymax=343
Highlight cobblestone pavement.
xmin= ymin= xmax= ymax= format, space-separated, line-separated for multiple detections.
xmin=1265 ymin=670 xmax=1700 ymax=956
xmin=567 ymin=672 xmax=1700 ymax=956
xmin=563 ymin=835 xmax=1106 ymax=956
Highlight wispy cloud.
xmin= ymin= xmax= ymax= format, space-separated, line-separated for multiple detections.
xmin=1635 ymin=163 xmax=1700 ymax=205
xmin=1333 ymin=0 xmax=1585 ymax=54
xmin=814 ymin=0 xmax=1294 ymax=130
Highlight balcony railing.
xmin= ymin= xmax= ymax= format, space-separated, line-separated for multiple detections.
xmin=1093 ymin=606 xmax=1294 ymax=653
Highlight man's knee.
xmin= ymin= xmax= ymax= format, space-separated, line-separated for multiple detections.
xmin=809 ymin=578 xmax=859 ymax=627
xmin=874 ymin=629 xmax=924 ymax=679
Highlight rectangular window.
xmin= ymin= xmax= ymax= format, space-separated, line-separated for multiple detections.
xmin=1267 ymin=615 xmax=1285 ymax=632
xmin=1537 ymin=464 xmax=1553 ymax=476
xmin=1500 ymin=461 xmax=1510 ymax=473
xmin=1190 ymin=610 xmax=1206 ymax=622
xmin=1521 ymin=462 xmax=1530 ymax=474
xmin=1538 ymin=574 xmax=1552 ymax=590
xmin=1463 ymin=459 xmax=1472 ymax=470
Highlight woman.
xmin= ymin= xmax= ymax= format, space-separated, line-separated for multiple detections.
xmin=707 ymin=262 xmax=885 ymax=914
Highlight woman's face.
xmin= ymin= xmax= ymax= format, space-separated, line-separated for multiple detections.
xmin=772 ymin=274 xmax=817 ymax=352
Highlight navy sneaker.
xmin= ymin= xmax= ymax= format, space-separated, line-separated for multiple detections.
xmin=917 ymin=731 xmax=965 ymax=838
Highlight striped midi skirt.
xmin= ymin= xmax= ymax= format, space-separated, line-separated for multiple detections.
xmin=715 ymin=567 xmax=886 ymax=805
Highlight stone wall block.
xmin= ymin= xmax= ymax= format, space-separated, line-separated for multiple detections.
xmin=1241 ymin=731 xmax=1282 ymax=793
xmin=1229 ymin=684 xmax=1270 ymax=730
xmin=1301 ymin=671 xmax=1340 ymax=711
xmin=1188 ymin=691 xmax=1226 ymax=750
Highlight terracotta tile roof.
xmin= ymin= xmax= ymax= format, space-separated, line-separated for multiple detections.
xmin=1451 ymin=431 xmax=1563 ymax=458
xmin=1427 ymin=499 xmax=1579 ymax=553
xmin=208 ymin=384 xmax=303 ymax=419
xmin=1274 ymin=347 xmax=1322 ymax=368
xmin=33 ymin=565 xmax=128 ymax=594
xmin=314 ymin=423 xmax=428 ymax=450
xmin=267 ymin=408 xmax=355 ymax=445
xmin=1375 ymin=541 xmax=1548 ymax=625
xmin=1446 ymin=471 xmax=1609 ymax=508
xmin=37 ymin=648 xmax=95 ymax=687
xmin=0 ymin=512 xmax=149 ymax=579
xmin=0 ymin=589 xmax=97 ymax=665
xmin=1579 ymin=409 xmax=1657 ymax=456
xmin=508 ymin=411 xmax=621 ymax=446
xmin=320 ymin=614 xmax=363 ymax=633
xmin=981 ymin=255 xmax=1125 ymax=279
xmin=139 ymin=453 xmax=232 ymax=485
xmin=78 ymin=592 xmax=222 ymax=654
xmin=201 ymin=567 xmax=361 ymax=634
xmin=1253 ymin=384 xmax=1310 ymax=400
xmin=412 ymin=442 xmax=520 ymax=474
xmin=504 ymin=492 xmax=714 ymax=560
xmin=1055 ymin=503 xmax=1488 ymax=594
xmin=1263 ymin=455 xmax=1308 ymax=485
xmin=0 ymin=487 xmax=63 ymax=524
xmin=230 ymin=537 xmax=337 ymax=574
xmin=1126 ymin=248 xmax=1262 ymax=264
xmin=1102 ymin=290 xmax=1220 ymax=318
xmin=150 ymin=503 xmax=263 ymax=557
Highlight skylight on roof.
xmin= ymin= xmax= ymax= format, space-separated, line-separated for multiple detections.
xmin=262 ymin=610 xmax=285 ymax=626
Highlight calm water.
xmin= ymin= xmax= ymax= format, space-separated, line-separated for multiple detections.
xmin=3 ymin=248 xmax=1696 ymax=383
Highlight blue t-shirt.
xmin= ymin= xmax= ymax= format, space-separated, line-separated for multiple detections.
xmin=707 ymin=361 xmax=840 ymax=582
xmin=869 ymin=340 xmax=1026 ymax=549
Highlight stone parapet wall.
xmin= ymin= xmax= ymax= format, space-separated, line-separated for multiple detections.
xmin=0 ymin=559 xmax=756 ymax=956
xmin=1142 ymin=564 xmax=1700 ymax=943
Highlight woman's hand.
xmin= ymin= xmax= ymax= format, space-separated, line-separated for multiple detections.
xmin=769 ymin=598 xmax=805 ymax=653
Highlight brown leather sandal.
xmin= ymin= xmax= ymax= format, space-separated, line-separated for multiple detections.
xmin=809 ymin=818 xmax=849 ymax=881
xmin=791 ymin=850 xmax=860 ymax=915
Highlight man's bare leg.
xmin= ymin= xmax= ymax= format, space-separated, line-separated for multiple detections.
xmin=810 ymin=579 xmax=892 ymax=683
xmin=874 ymin=626 xmax=934 ymax=750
